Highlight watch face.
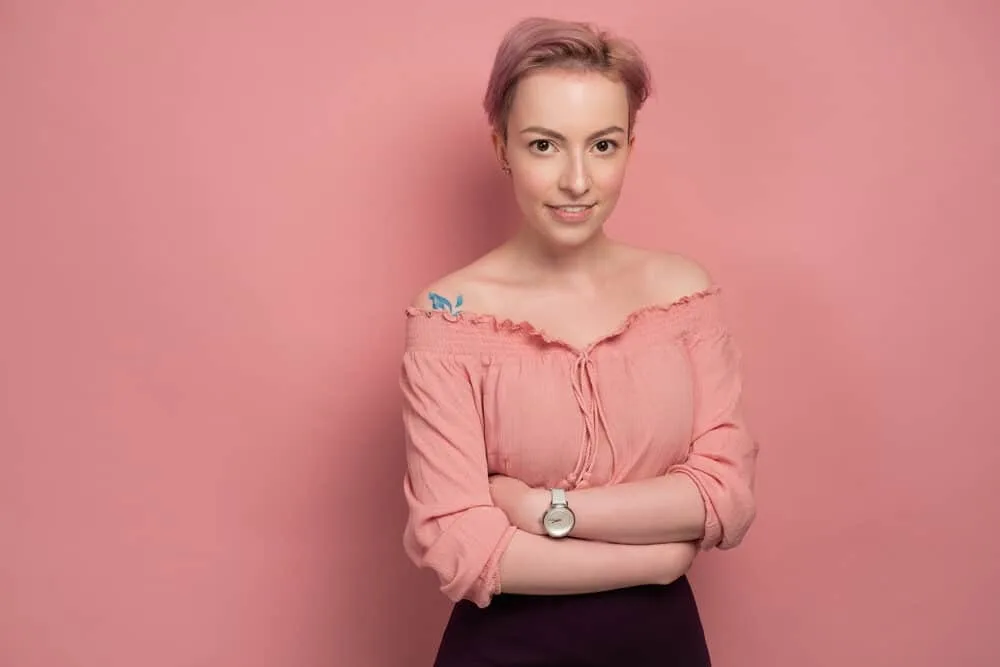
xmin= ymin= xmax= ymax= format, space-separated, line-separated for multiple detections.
xmin=544 ymin=506 xmax=575 ymax=538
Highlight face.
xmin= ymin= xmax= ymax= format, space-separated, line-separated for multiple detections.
xmin=494 ymin=68 xmax=634 ymax=250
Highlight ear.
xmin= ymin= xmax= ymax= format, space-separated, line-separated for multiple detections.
xmin=625 ymin=132 xmax=637 ymax=163
xmin=491 ymin=130 xmax=507 ymax=164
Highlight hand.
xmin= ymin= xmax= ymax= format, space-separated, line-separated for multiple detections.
xmin=488 ymin=475 xmax=548 ymax=535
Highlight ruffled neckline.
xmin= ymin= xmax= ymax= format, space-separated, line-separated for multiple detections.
xmin=404 ymin=285 xmax=721 ymax=354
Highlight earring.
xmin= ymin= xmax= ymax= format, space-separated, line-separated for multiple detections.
xmin=501 ymin=163 xmax=511 ymax=175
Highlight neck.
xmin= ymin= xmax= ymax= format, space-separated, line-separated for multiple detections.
xmin=505 ymin=227 xmax=615 ymax=288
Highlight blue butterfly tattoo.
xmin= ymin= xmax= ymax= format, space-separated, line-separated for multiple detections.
xmin=428 ymin=292 xmax=464 ymax=315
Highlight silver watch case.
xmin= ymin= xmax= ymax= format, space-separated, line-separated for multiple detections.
xmin=542 ymin=488 xmax=575 ymax=538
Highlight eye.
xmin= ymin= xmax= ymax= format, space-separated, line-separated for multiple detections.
xmin=594 ymin=139 xmax=617 ymax=153
xmin=530 ymin=139 xmax=552 ymax=153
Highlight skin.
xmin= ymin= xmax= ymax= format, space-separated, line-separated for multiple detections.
xmin=414 ymin=67 xmax=713 ymax=596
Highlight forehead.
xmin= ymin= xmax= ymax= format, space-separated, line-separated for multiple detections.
xmin=508 ymin=69 xmax=629 ymax=134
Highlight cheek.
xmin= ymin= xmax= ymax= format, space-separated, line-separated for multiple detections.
xmin=594 ymin=160 xmax=629 ymax=193
xmin=512 ymin=167 xmax=553 ymax=203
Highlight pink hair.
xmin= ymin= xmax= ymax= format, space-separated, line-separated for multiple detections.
xmin=483 ymin=17 xmax=652 ymax=138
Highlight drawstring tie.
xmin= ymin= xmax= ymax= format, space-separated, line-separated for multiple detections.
xmin=567 ymin=351 xmax=617 ymax=487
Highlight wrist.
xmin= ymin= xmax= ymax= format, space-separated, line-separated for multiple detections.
xmin=526 ymin=488 xmax=550 ymax=535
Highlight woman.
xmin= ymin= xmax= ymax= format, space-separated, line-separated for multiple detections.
xmin=400 ymin=16 xmax=758 ymax=666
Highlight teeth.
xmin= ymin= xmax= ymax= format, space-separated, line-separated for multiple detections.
xmin=557 ymin=206 xmax=589 ymax=212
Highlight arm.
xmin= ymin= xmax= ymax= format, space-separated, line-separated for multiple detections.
xmin=566 ymin=474 xmax=706 ymax=545
xmin=489 ymin=474 xmax=705 ymax=545
xmin=498 ymin=532 xmax=697 ymax=596
xmin=663 ymin=307 xmax=758 ymax=550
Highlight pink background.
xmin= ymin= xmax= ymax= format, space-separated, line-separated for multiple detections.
xmin=2 ymin=1 xmax=998 ymax=665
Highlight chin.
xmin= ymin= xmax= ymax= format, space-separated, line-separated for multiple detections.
xmin=531 ymin=216 xmax=607 ymax=251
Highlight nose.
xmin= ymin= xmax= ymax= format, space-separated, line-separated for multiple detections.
xmin=558 ymin=155 xmax=591 ymax=197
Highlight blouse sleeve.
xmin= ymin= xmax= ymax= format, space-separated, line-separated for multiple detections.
xmin=667 ymin=296 xmax=759 ymax=550
xmin=399 ymin=342 xmax=517 ymax=608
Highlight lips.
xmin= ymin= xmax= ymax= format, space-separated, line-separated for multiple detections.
xmin=545 ymin=203 xmax=598 ymax=224
xmin=548 ymin=204 xmax=596 ymax=212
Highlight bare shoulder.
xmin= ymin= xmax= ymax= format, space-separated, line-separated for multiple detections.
xmin=409 ymin=256 xmax=498 ymax=315
xmin=636 ymin=249 xmax=715 ymax=303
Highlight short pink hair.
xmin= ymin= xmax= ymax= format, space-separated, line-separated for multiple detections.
xmin=483 ymin=17 xmax=652 ymax=138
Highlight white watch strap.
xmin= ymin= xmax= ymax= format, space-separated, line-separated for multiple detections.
xmin=551 ymin=487 xmax=568 ymax=507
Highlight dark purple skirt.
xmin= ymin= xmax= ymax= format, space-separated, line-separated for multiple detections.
xmin=433 ymin=576 xmax=711 ymax=667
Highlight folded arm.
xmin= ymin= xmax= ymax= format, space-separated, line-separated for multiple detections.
xmin=497 ymin=531 xmax=696 ymax=596
xmin=566 ymin=474 xmax=707 ymax=544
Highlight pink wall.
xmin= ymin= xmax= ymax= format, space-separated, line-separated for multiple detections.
xmin=2 ymin=1 xmax=998 ymax=665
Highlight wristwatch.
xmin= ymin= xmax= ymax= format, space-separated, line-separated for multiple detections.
xmin=541 ymin=488 xmax=575 ymax=538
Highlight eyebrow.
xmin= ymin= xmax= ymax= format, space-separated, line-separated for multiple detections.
xmin=519 ymin=125 xmax=627 ymax=142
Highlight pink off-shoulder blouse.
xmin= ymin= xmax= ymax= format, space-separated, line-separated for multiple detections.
xmin=399 ymin=287 xmax=758 ymax=608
